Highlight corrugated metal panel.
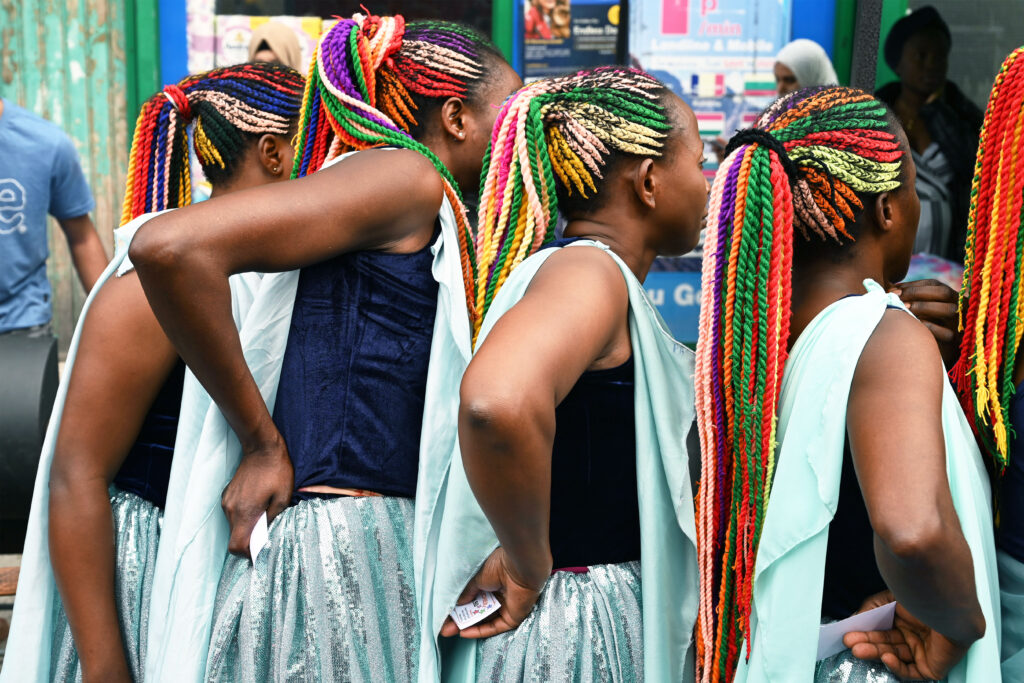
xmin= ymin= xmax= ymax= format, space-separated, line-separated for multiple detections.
xmin=0 ymin=0 xmax=129 ymax=352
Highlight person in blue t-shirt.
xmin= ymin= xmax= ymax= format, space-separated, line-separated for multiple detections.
xmin=0 ymin=98 xmax=107 ymax=336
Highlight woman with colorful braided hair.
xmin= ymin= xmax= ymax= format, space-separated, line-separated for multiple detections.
xmin=0 ymin=62 xmax=304 ymax=683
xmin=947 ymin=46 xmax=1024 ymax=680
xmin=419 ymin=66 xmax=707 ymax=681
xmin=694 ymin=85 xmax=1000 ymax=683
xmin=128 ymin=14 xmax=520 ymax=681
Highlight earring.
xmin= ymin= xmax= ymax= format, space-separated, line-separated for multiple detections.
xmin=272 ymin=166 xmax=280 ymax=173
xmin=457 ymin=131 xmax=465 ymax=140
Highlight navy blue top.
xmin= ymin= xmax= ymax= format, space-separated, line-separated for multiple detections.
xmin=999 ymin=385 xmax=1024 ymax=562
xmin=112 ymin=360 xmax=185 ymax=509
xmin=550 ymin=357 xmax=639 ymax=568
xmin=273 ymin=235 xmax=439 ymax=502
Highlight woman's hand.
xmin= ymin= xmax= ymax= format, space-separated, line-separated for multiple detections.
xmin=891 ymin=278 xmax=961 ymax=367
xmin=844 ymin=601 xmax=972 ymax=681
xmin=439 ymin=547 xmax=544 ymax=639
xmin=221 ymin=434 xmax=294 ymax=556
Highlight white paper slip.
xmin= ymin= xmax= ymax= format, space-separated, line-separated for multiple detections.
xmin=249 ymin=512 xmax=270 ymax=564
xmin=817 ymin=601 xmax=897 ymax=661
xmin=449 ymin=591 xmax=501 ymax=630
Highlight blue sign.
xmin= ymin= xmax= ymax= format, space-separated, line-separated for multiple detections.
xmin=643 ymin=271 xmax=703 ymax=344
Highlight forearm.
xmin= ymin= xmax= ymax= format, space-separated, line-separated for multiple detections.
xmin=62 ymin=217 xmax=108 ymax=291
xmin=48 ymin=475 xmax=131 ymax=681
xmin=131 ymin=243 xmax=276 ymax=451
xmin=875 ymin=524 xmax=985 ymax=645
xmin=460 ymin=401 xmax=554 ymax=589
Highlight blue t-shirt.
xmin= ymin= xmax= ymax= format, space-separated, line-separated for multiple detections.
xmin=0 ymin=98 xmax=94 ymax=332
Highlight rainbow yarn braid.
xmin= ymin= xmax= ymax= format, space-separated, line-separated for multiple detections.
xmin=120 ymin=62 xmax=303 ymax=225
xmin=951 ymin=46 xmax=1024 ymax=474
xmin=694 ymin=87 xmax=905 ymax=682
xmin=473 ymin=67 xmax=670 ymax=341
xmin=293 ymin=14 xmax=499 ymax=327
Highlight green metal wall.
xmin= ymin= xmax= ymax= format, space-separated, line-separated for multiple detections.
xmin=0 ymin=0 xmax=158 ymax=350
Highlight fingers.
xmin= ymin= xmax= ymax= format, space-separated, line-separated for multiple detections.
xmin=920 ymin=321 xmax=957 ymax=343
xmin=879 ymin=652 xmax=922 ymax=680
xmin=226 ymin=511 xmax=258 ymax=557
xmin=456 ymin=577 xmax=481 ymax=606
xmin=854 ymin=590 xmax=895 ymax=614
xmin=904 ymin=300 xmax=957 ymax=323
xmin=849 ymin=640 xmax=914 ymax=663
xmin=439 ymin=617 xmax=460 ymax=638
xmin=458 ymin=613 xmax=517 ymax=639
xmin=894 ymin=280 xmax=958 ymax=302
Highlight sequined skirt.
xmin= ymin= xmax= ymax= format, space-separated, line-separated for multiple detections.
xmin=814 ymin=646 xmax=904 ymax=682
xmin=475 ymin=561 xmax=643 ymax=682
xmin=50 ymin=487 xmax=162 ymax=682
xmin=205 ymin=495 xmax=418 ymax=682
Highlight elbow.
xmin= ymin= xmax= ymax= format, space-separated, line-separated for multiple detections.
xmin=128 ymin=216 xmax=185 ymax=277
xmin=458 ymin=380 xmax=550 ymax=459
xmin=874 ymin=512 xmax=949 ymax=564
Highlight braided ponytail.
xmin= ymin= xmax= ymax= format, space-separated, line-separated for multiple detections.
xmin=120 ymin=62 xmax=304 ymax=225
xmin=695 ymin=86 xmax=906 ymax=682
xmin=292 ymin=13 xmax=504 ymax=328
xmin=952 ymin=46 xmax=1024 ymax=473
xmin=473 ymin=67 xmax=672 ymax=342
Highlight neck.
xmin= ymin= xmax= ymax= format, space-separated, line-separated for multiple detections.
xmin=897 ymin=82 xmax=939 ymax=111
xmin=209 ymin=167 xmax=272 ymax=199
xmin=562 ymin=214 xmax=656 ymax=281
xmin=789 ymin=249 xmax=887 ymax=346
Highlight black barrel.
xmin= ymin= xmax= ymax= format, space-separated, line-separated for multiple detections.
xmin=0 ymin=332 xmax=58 ymax=531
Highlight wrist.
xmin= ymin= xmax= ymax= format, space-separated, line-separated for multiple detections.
xmin=238 ymin=419 xmax=285 ymax=457
xmin=504 ymin=544 xmax=553 ymax=592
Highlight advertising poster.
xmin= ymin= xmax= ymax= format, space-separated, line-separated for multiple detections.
xmin=630 ymin=0 xmax=791 ymax=180
xmin=521 ymin=0 xmax=623 ymax=80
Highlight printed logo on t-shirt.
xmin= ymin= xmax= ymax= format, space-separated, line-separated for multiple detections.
xmin=0 ymin=178 xmax=27 ymax=235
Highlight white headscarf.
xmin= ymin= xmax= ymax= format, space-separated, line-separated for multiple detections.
xmin=775 ymin=39 xmax=839 ymax=89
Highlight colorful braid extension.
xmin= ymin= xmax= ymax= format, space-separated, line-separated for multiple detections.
xmin=951 ymin=47 xmax=1024 ymax=473
xmin=695 ymin=87 xmax=905 ymax=683
xmin=292 ymin=15 xmax=495 ymax=327
xmin=120 ymin=62 xmax=304 ymax=225
xmin=473 ymin=67 xmax=670 ymax=342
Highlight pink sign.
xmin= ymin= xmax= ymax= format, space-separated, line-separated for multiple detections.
xmin=662 ymin=0 xmax=689 ymax=34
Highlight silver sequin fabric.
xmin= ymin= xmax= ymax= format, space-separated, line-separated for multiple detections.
xmin=50 ymin=487 xmax=162 ymax=682
xmin=205 ymin=495 xmax=418 ymax=682
xmin=475 ymin=561 xmax=643 ymax=683
xmin=814 ymin=648 xmax=908 ymax=682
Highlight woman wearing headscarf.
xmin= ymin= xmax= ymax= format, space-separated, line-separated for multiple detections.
xmin=774 ymin=38 xmax=839 ymax=95
xmin=876 ymin=5 xmax=983 ymax=262
xmin=248 ymin=21 xmax=304 ymax=72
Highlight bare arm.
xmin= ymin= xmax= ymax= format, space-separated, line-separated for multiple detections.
xmin=48 ymin=272 xmax=178 ymax=683
xmin=129 ymin=148 xmax=444 ymax=553
xmin=451 ymin=247 xmax=629 ymax=637
xmin=846 ymin=310 xmax=984 ymax=647
xmin=58 ymin=214 xmax=108 ymax=292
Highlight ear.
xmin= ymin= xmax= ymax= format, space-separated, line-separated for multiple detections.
xmin=872 ymin=189 xmax=898 ymax=235
xmin=438 ymin=97 xmax=468 ymax=142
xmin=631 ymin=158 xmax=657 ymax=210
xmin=256 ymin=133 xmax=286 ymax=176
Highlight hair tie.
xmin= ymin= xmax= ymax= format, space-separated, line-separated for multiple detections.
xmin=162 ymin=84 xmax=193 ymax=122
xmin=725 ymin=128 xmax=797 ymax=183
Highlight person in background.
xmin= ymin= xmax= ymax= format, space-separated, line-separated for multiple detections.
xmin=0 ymin=99 xmax=107 ymax=337
xmin=0 ymin=62 xmax=304 ymax=683
xmin=877 ymin=5 xmax=983 ymax=262
xmin=949 ymin=45 xmax=1024 ymax=681
xmin=712 ymin=39 xmax=838 ymax=165
xmin=248 ymin=20 xmax=304 ymax=72
xmin=524 ymin=0 xmax=556 ymax=39
xmin=773 ymin=38 xmax=839 ymax=96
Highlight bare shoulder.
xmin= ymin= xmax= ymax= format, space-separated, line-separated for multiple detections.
xmin=527 ymin=244 xmax=628 ymax=306
xmin=854 ymin=308 xmax=944 ymax=395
